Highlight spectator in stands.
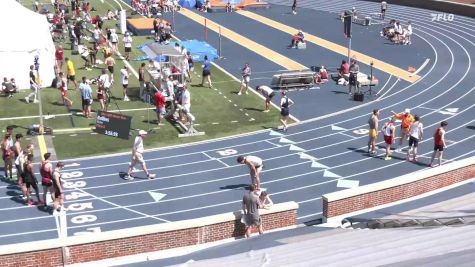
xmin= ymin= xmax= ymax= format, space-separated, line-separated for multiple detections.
xmin=256 ymin=85 xmax=275 ymax=112
xmin=25 ymin=65 xmax=39 ymax=104
xmin=123 ymin=32 xmax=133 ymax=61
xmin=200 ymin=56 xmax=213 ymax=88
xmin=2 ymin=77 xmax=16 ymax=98
xmin=154 ymin=89 xmax=166 ymax=126
xmin=187 ymin=51 xmax=194 ymax=71
xmin=259 ymin=191 xmax=273 ymax=209
xmin=339 ymin=60 xmax=350 ymax=78
xmin=92 ymin=25 xmax=101 ymax=46
xmin=288 ymin=29 xmax=305 ymax=48
xmin=98 ymin=69 xmax=111 ymax=110
xmin=153 ymin=18 xmax=160 ymax=39
xmin=242 ymin=184 xmax=264 ymax=238
xmin=238 ymin=63 xmax=251 ymax=95
xmin=73 ymin=21 xmax=82 ymax=45
xmin=68 ymin=24 xmax=77 ymax=51
xmin=429 ymin=121 xmax=448 ymax=167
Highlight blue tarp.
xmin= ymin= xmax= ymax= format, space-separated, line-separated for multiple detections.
xmin=179 ymin=0 xmax=197 ymax=8
xmin=136 ymin=41 xmax=218 ymax=62
xmin=171 ymin=40 xmax=218 ymax=62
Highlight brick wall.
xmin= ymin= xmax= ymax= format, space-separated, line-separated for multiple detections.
xmin=0 ymin=209 xmax=297 ymax=267
xmin=324 ymin=164 xmax=475 ymax=219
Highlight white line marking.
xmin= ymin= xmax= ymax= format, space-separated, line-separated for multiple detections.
xmin=410 ymin=58 xmax=430 ymax=77
xmin=202 ymin=152 xmax=230 ymax=167
xmin=339 ymin=132 xmax=358 ymax=139
xmin=297 ymin=212 xmax=323 ymax=220
xmin=265 ymin=140 xmax=281 ymax=147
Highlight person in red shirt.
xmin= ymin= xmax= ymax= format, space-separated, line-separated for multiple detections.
xmin=55 ymin=45 xmax=64 ymax=73
xmin=429 ymin=121 xmax=448 ymax=167
xmin=339 ymin=60 xmax=350 ymax=77
xmin=154 ymin=90 xmax=166 ymax=126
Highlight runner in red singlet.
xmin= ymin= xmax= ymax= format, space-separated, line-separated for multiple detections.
xmin=40 ymin=153 xmax=55 ymax=206
xmin=429 ymin=121 xmax=448 ymax=167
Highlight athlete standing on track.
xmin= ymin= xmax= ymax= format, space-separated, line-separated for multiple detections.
xmin=291 ymin=0 xmax=297 ymax=15
xmin=23 ymin=154 xmax=42 ymax=206
xmin=406 ymin=115 xmax=423 ymax=162
xmin=429 ymin=121 xmax=448 ymax=167
xmin=52 ymin=162 xmax=65 ymax=213
xmin=238 ymin=63 xmax=251 ymax=95
xmin=124 ymin=130 xmax=156 ymax=180
xmin=367 ymin=109 xmax=379 ymax=155
xmin=391 ymin=109 xmax=414 ymax=152
xmin=256 ymin=85 xmax=275 ymax=113
xmin=237 ymin=155 xmax=263 ymax=190
xmin=40 ymin=153 xmax=55 ymax=206
xmin=280 ymin=90 xmax=294 ymax=132
xmin=381 ymin=1 xmax=387 ymax=20
xmin=382 ymin=117 xmax=396 ymax=160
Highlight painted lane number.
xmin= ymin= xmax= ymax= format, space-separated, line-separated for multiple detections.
xmin=71 ymin=214 xmax=97 ymax=224
xmin=73 ymin=227 xmax=101 ymax=236
xmin=61 ymin=171 xmax=84 ymax=179
xmin=216 ymin=149 xmax=238 ymax=156
xmin=67 ymin=202 xmax=94 ymax=212
xmin=65 ymin=191 xmax=89 ymax=200
xmin=353 ymin=129 xmax=369 ymax=135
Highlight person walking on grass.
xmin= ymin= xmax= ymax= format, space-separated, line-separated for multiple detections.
xmin=200 ymin=56 xmax=213 ymax=88
xmin=40 ymin=153 xmax=55 ymax=207
xmin=256 ymin=85 xmax=275 ymax=113
xmin=368 ymin=109 xmax=379 ymax=155
xmin=138 ymin=63 xmax=146 ymax=101
xmin=25 ymin=65 xmax=39 ymax=104
xmin=120 ymin=66 xmax=130 ymax=101
xmin=66 ymin=58 xmax=78 ymax=91
xmin=280 ymin=90 xmax=294 ymax=132
xmin=79 ymin=77 xmax=93 ymax=118
xmin=382 ymin=117 xmax=396 ymax=160
xmin=123 ymin=32 xmax=133 ymax=61
xmin=238 ymin=63 xmax=251 ymax=95
xmin=406 ymin=115 xmax=423 ymax=162
xmin=429 ymin=121 xmax=448 ymax=167
xmin=59 ymin=72 xmax=73 ymax=107
xmin=237 ymin=155 xmax=263 ymax=191
xmin=242 ymin=184 xmax=264 ymax=238
xmin=124 ymin=130 xmax=156 ymax=180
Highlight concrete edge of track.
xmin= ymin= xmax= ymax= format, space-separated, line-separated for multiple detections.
xmin=322 ymin=156 xmax=475 ymax=224
xmin=0 ymin=201 xmax=298 ymax=255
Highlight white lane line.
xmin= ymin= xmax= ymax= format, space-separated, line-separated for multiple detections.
xmin=374 ymin=74 xmax=393 ymax=96
xmin=339 ymin=132 xmax=358 ymax=140
xmin=376 ymin=77 xmax=400 ymax=100
xmin=297 ymin=197 xmax=323 ymax=204
xmin=202 ymin=152 xmax=230 ymax=167
xmin=74 ymin=187 xmax=170 ymax=223
xmin=265 ymin=140 xmax=282 ymax=147
xmin=419 ymin=106 xmax=439 ymax=112
xmin=410 ymin=58 xmax=431 ymax=77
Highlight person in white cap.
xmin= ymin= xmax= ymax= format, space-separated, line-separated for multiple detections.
xmin=391 ymin=108 xmax=414 ymax=152
xmin=124 ymin=130 xmax=156 ymax=180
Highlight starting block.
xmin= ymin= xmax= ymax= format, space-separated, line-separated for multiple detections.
xmin=297 ymin=42 xmax=306 ymax=49
xmin=176 ymin=105 xmax=205 ymax=138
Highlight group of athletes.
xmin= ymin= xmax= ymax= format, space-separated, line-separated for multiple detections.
xmin=1 ymin=128 xmax=66 ymax=212
xmin=368 ymin=108 xmax=448 ymax=166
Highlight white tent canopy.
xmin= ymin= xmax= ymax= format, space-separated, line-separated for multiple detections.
xmin=0 ymin=0 xmax=56 ymax=89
